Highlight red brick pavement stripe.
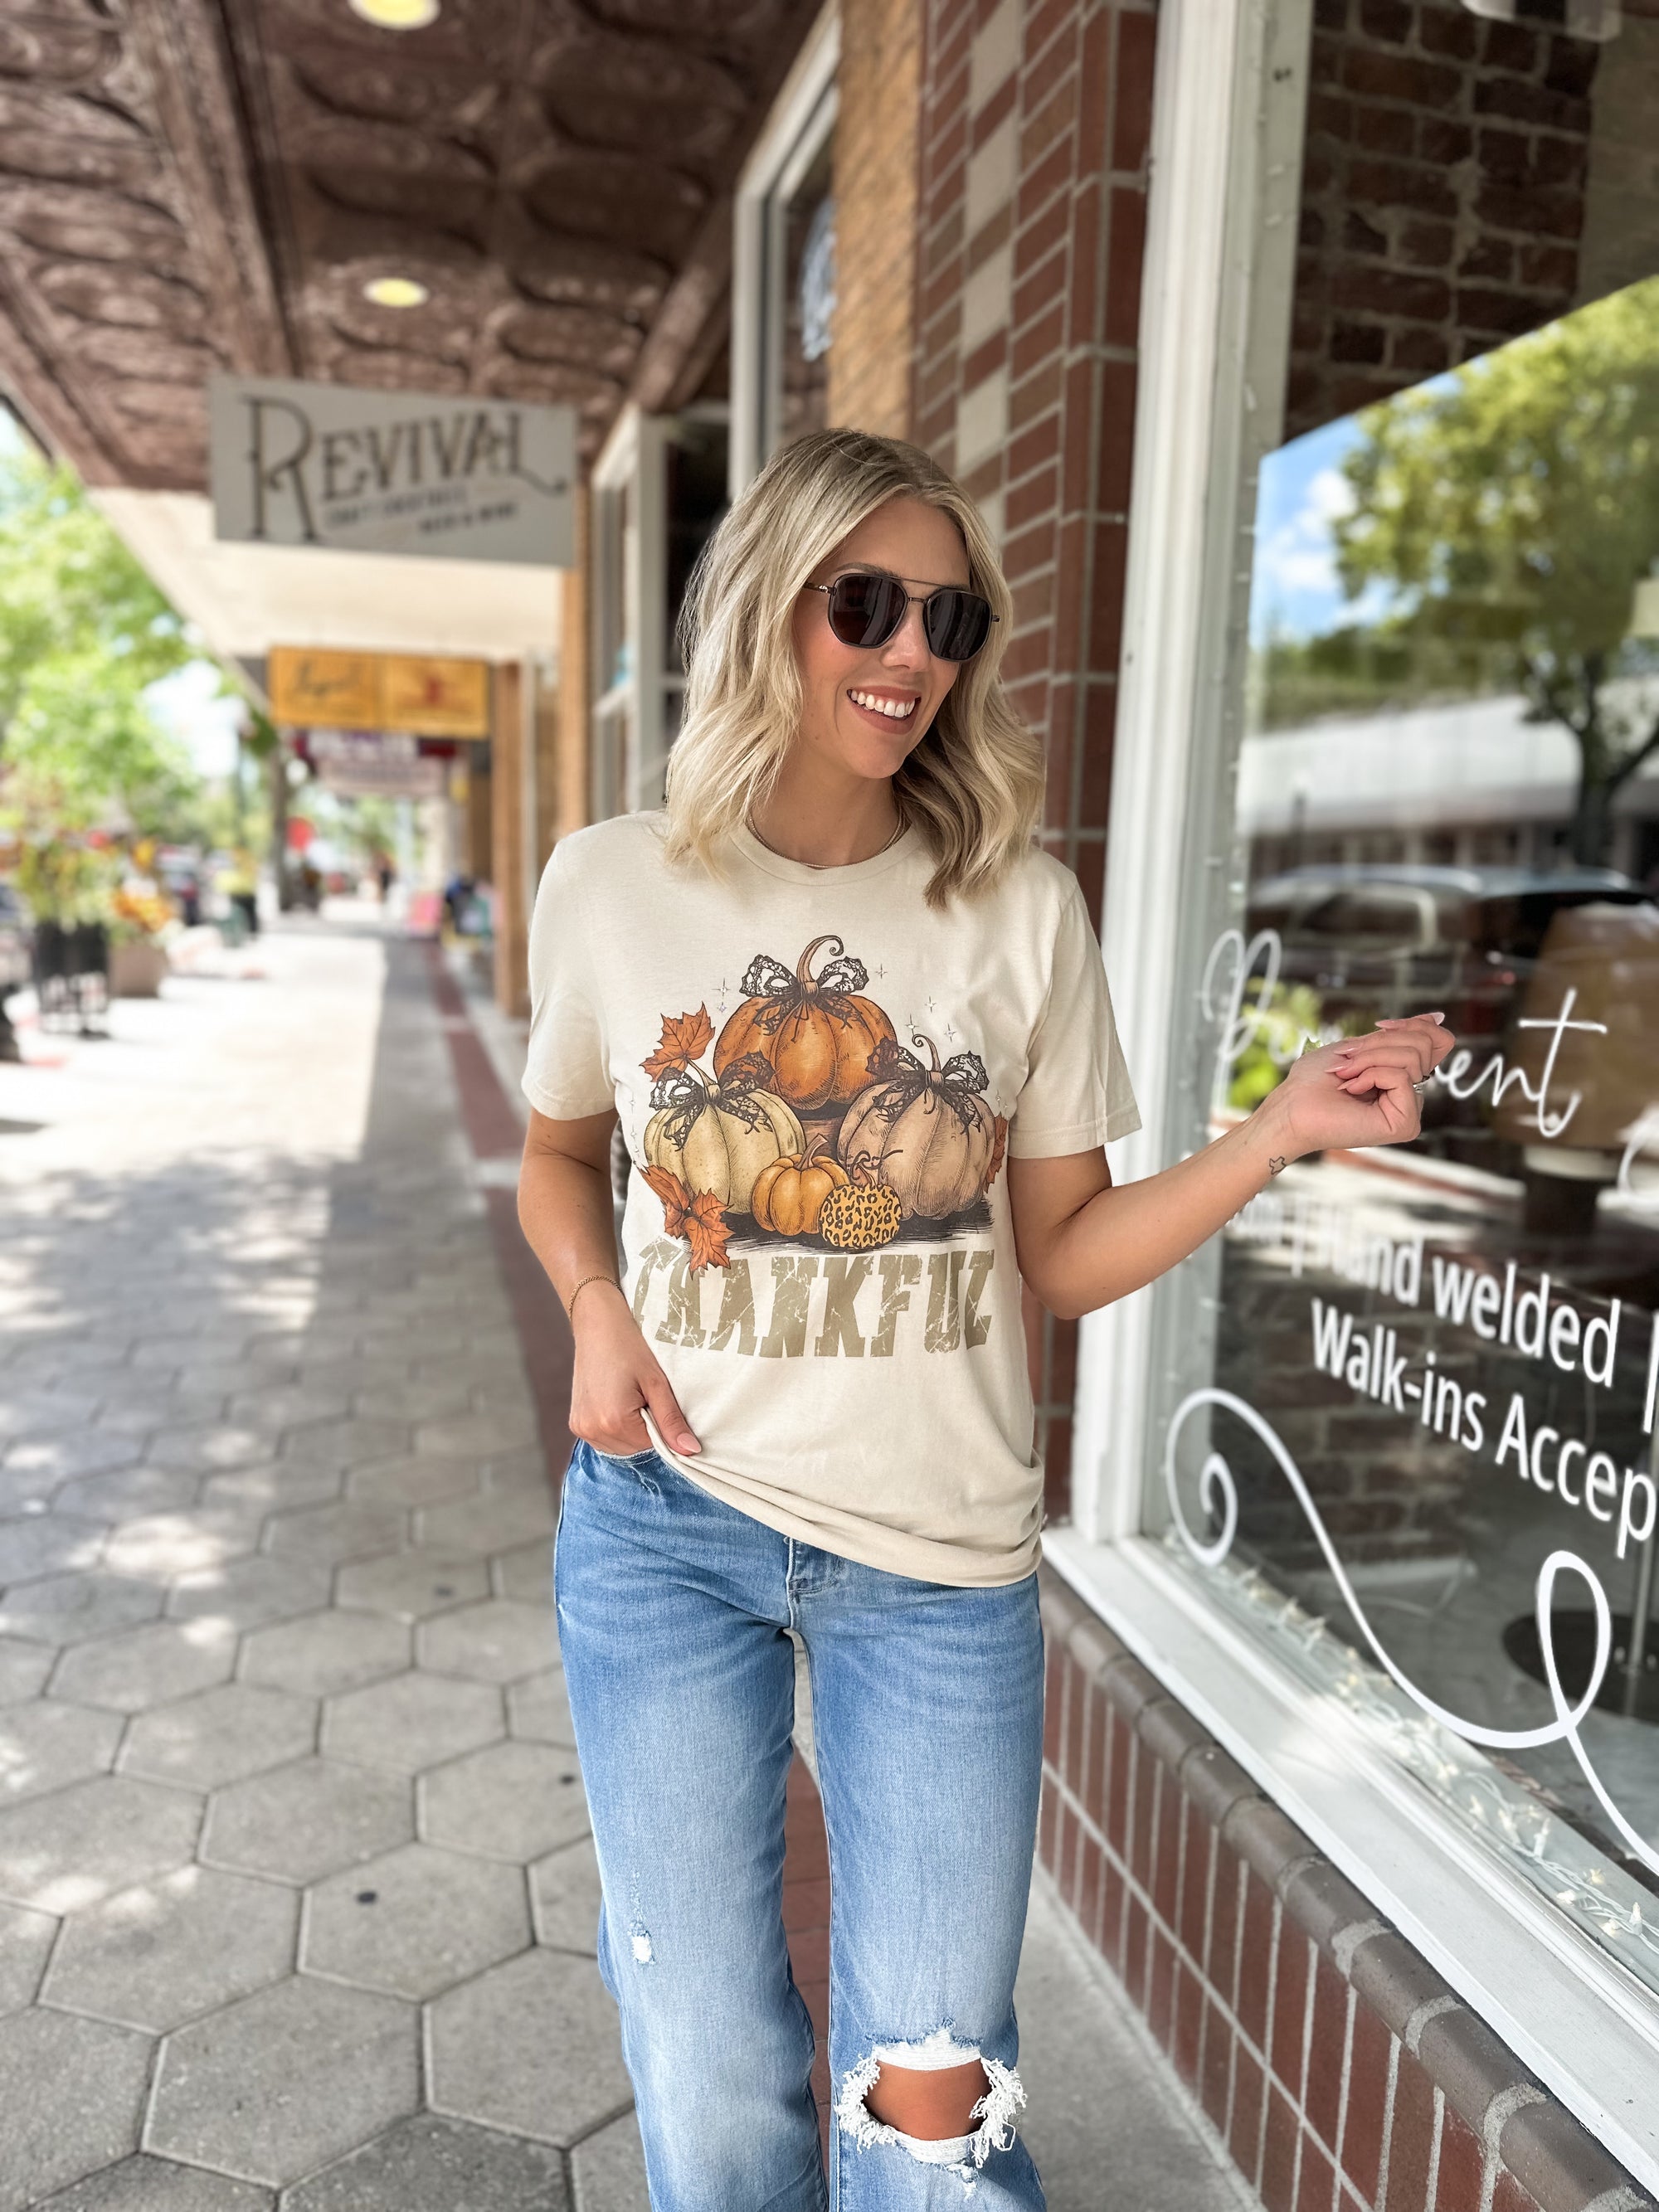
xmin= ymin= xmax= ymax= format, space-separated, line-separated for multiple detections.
xmin=422 ymin=945 xmax=573 ymax=1484
xmin=482 ymin=1187 xmax=576 ymax=1487
xmin=426 ymin=938 xmax=834 ymax=2146
xmin=425 ymin=944 xmax=526 ymax=1162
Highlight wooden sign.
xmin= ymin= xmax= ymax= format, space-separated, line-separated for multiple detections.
xmin=268 ymin=647 xmax=491 ymax=739
xmin=267 ymin=648 xmax=379 ymax=730
xmin=382 ymin=655 xmax=491 ymax=739
xmin=211 ymin=376 xmax=574 ymax=567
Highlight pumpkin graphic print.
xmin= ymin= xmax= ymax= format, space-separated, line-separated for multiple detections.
xmin=635 ymin=933 xmax=1010 ymax=1272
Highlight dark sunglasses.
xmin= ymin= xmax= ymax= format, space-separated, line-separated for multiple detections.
xmin=803 ymin=571 xmax=996 ymax=663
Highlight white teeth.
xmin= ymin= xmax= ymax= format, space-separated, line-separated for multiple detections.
xmin=849 ymin=690 xmax=917 ymax=719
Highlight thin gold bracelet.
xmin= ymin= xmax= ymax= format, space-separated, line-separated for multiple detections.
xmin=565 ymin=1271 xmax=620 ymax=1320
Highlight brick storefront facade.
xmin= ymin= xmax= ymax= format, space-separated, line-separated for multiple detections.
xmin=538 ymin=5 xmax=1659 ymax=2200
xmin=850 ymin=8 xmax=1659 ymax=2209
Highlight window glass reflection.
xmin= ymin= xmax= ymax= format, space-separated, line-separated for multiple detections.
xmin=1161 ymin=0 xmax=1659 ymax=1992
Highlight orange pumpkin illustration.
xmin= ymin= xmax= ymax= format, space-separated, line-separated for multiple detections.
xmin=818 ymin=1156 xmax=903 ymax=1250
xmin=750 ymin=1135 xmax=850 ymax=1236
xmin=713 ymin=935 xmax=897 ymax=1113
xmin=838 ymin=1033 xmax=996 ymax=1219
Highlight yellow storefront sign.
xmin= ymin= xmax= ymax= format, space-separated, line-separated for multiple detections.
xmin=382 ymin=654 xmax=491 ymax=739
xmin=267 ymin=646 xmax=491 ymax=738
xmin=267 ymin=649 xmax=380 ymax=730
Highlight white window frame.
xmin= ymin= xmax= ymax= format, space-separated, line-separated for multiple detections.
xmin=590 ymin=404 xmax=669 ymax=819
xmin=1053 ymin=0 xmax=1659 ymax=2190
xmin=729 ymin=2 xmax=839 ymax=499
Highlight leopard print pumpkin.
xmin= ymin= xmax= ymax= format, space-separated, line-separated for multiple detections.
xmin=817 ymin=1175 xmax=902 ymax=1252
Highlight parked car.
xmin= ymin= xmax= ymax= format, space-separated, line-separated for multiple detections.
xmin=1246 ymin=863 xmax=1649 ymax=1042
xmin=1243 ymin=863 xmax=1658 ymax=1214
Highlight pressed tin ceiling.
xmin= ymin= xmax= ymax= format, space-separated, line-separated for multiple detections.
xmin=0 ymin=0 xmax=818 ymax=492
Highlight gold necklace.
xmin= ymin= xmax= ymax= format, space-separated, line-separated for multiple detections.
xmin=748 ymin=814 xmax=905 ymax=868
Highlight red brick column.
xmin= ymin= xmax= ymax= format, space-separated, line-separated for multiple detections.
xmin=912 ymin=0 xmax=1156 ymax=1514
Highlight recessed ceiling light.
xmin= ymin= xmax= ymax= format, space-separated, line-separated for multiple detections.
xmin=348 ymin=0 xmax=440 ymax=28
xmin=363 ymin=277 xmax=430 ymax=309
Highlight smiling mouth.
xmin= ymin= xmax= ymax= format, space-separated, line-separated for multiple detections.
xmin=848 ymin=688 xmax=918 ymax=722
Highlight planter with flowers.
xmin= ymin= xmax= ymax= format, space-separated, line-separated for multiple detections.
xmin=108 ymin=887 xmax=173 ymax=997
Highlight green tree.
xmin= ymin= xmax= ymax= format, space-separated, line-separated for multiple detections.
xmin=1332 ymin=276 xmax=1659 ymax=865
xmin=0 ymin=442 xmax=197 ymax=834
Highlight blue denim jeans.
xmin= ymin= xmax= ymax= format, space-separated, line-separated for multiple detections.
xmin=555 ymin=1441 xmax=1047 ymax=2212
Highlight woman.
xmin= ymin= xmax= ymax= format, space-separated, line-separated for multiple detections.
xmin=518 ymin=429 xmax=1449 ymax=2211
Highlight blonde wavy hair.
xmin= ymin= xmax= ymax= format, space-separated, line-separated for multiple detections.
xmin=663 ymin=428 xmax=1043 ymax=907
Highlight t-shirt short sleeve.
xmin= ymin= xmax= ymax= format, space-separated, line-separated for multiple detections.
xmin=522 ymin=843 xmax=617 ymax=1121
xmin=1008 ymin=880 xmax=1141 ymax=1157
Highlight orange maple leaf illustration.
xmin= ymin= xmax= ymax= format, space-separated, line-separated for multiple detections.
xmin=640 ymin=1165 xmax=732 ymax=1272
xmin=641 ymin=1163 xmax=691 ymax=1225
xmin=681 ymin=1189 xmax=732 ymax=1273
xmin=983 ymin=1113 xmax=1010 ymax=1192
xmin=643 ymin=1005 xmax=714 ymax=1080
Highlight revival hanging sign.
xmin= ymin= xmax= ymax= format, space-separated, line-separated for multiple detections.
xmin=209 ymin=376 xmax=576 ymax=567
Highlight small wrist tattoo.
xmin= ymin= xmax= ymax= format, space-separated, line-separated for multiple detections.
xmin=1267 ymin=1155 xmax=1287 ymax=1177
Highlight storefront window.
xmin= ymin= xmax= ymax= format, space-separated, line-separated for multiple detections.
xmin=591 ymin=408 xmax=729 ymax=819
xmin=591 ymin=462 xmax=636 ymax=823
xmin=729 ymin=10 xmax=837 ymax=493
xmin=1151 ymin=0 xmax=1659 ymax=1996
xmin=780 ymin=149 xmax=834 ymax=448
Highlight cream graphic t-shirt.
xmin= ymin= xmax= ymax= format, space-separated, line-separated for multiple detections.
xmin=523 ymin=814 xmax=1139 ymax=1587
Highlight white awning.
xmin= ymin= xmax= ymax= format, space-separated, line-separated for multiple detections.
xmin=92 ymin=489 xmax=563 ymax=668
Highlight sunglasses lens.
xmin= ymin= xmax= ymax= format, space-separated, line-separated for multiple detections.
xmin=923 ymin=590 xmax=993 ymax=662
xmin=826 ymin=573 xmax=907 ymax=648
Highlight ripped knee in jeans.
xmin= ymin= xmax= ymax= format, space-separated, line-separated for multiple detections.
xmin=835 ymin=2027 xmax=1026 ymax=2183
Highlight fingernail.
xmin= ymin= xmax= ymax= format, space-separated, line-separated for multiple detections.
xmin=679 ymin=1437 xmax=701 ymax=1454
xmin=1428 ymin=1010 xmax=1445 ymax=1023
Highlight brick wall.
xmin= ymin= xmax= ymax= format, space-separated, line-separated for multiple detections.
xmin=911 ymin=0 xmax=1156 ymax=1516
xmin=827 ymin=0 xmax=925 ymax=436
xmin=1287 ymin=0 xmax=1599 ymax=442
xmin=1039 ymin=1570 xmax=1657 ymax=2212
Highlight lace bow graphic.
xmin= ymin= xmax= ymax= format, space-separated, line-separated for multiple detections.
xmin=864 ymin=1033 xmax=990 ymax=1131
xmin=646 ymin=1052 xmax=775 ymax=1152
xmin=737 ymin=938 xmax=872 ymax=1033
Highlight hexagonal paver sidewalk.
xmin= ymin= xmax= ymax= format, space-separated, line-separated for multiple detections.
xmin=0 ymin=2006 xmax=154 ymax=2210
xmin=0 ymin=930 xmax=630 ymax=2209
xmin=147 ymin=1974 xmax=420 ymax=2185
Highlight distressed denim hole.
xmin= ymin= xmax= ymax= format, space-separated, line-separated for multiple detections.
xmin=835 ymin=2030 xmax=1026 ymax=2185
